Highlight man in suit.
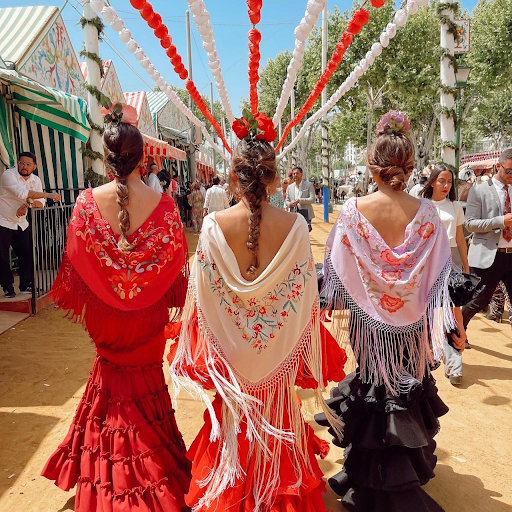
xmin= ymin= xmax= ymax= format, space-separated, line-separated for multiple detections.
xmin=285 ymin=166 xmax=316 ymax=231
xmin=462 ymin=148 xmax=512 ymax=333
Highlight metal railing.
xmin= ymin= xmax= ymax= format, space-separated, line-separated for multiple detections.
xmin=30 ymin=204 xmax=74 ymax=312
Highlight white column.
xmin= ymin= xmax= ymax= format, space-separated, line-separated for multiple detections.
xmin=83 ymin=0 xmax=104 ymax=176
xmin=440 ymin=2 xmax=457 ymax=167
xmin=290 ymin=87 xmax=296 ymax=167
xmin=321 ymin=3 xmax=329 ymax=221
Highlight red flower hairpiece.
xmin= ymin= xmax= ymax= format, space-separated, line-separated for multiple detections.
xmin=232 ymin=109 xmax=277 ymax=144
xmin=100 ymin=100 xmax=138 ymax=127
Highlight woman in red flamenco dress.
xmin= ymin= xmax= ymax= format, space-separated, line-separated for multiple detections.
xmin=41 ymin=110 xmax=191 ymax=512
xmin=168 ymin=124 xmax=346 ymax=512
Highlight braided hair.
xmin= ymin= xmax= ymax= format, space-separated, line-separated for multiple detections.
xmin=231 ymin=139 xmax=277 ymax=275
xmin=103 ymin=123 xmax=144 ymax=252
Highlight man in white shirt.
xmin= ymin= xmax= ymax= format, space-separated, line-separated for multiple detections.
xmin=408 ymin=176 xmax=427 ymax=198
xmin=147 ymin=163 xmax=163 ymax=193
xmin=462 ymin=148 xmax=512 ymax=329
xmin=204 ymin=176 xmax=230 ymax=216
xmin=0 ymin=152 xmax=61 ymax=298
xmin=285 ymin=166 xmax=316 ymax=231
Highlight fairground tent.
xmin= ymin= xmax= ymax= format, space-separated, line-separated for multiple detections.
xmin=0 ymin=6 xmax=90 ymax=201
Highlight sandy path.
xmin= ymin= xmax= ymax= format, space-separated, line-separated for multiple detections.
xmin=0 ymin=207 xmax=511 ymax=512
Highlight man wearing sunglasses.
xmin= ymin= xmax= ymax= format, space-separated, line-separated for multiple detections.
xmin=462 ymin=148 xmax=512 ymax=332
xmin=0 ymin=152 xmax=61 ymax=298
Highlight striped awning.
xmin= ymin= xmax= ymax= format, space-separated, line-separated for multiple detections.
xmin=0 ymin=6 xmax=58 ymax=66
xmin=124 ymin=91 xmax=146 ymax=120
xmin=142 ymin=133 xmax=186 ymax=162
xmin=146 ymin=90 xmax=168 ymax=116
xmin=0 ymin=69 xmax=90 ymax=143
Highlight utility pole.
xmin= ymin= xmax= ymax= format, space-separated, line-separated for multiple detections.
xmin=210 ymin=81 xmax=216 ymax=179
xmin=321 ymin=2 xmax=329 ymax=222
xmin=186 ymin=10 xmax=196 ymax=181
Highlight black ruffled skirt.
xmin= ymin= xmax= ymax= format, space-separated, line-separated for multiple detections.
xmin=315 ymin=371 xmax=448 ymax=512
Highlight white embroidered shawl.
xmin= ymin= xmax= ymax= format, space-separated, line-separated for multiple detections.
xmin=170 ymin=213 xmax=341 ymax=511
xmin=324 ymin=198 xmax=454 ymax=394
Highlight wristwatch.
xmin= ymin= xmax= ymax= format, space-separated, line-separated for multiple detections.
xmin=26 ymin=198 xmax=34 ymax=206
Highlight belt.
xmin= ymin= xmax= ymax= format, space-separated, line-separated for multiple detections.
xmin=497 ymin=247 xmax=512 ymax=253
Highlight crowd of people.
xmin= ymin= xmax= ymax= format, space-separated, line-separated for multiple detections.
xmin=0 ymin=104 xmax=502 ymax=512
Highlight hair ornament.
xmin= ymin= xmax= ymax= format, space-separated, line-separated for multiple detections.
xmin=232 ymin=109 xmax=277 ymax=144
xmin=375 ymin=110 xmax=411 ymax=136
xmin=101 ymin=100 xmax=138 ymax=126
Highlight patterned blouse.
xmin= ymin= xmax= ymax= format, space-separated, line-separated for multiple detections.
xmin=270 ymin=190 xmax=284 ymax=209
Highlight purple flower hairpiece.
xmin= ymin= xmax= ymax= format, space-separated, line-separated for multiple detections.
xmin=375 ymin=110 xmax=411 ymax=136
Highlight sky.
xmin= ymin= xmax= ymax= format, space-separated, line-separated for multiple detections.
xmin=13 ymin=0 xmax=480 ymax=117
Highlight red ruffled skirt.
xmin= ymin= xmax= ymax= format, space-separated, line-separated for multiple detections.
xmin=42 ymin=355 xmax=191 ymax=512
xmin=185 ymin=395 xmax=332 ymax=512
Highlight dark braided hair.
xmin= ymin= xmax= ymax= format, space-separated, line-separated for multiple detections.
xmin=231 ymin=139 xmax=277 ymax=275
xmin=103 ymin=123 xmax=144 ymax=252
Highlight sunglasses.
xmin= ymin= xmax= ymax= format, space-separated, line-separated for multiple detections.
xmin=499 ymin=164 xmax=512 ymax=175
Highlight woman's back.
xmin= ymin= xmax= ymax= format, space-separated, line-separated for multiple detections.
xmin=216 ymin=202 xmax=297 ymax=280
xmin=356 ymin=191 xmax=421 ymax=248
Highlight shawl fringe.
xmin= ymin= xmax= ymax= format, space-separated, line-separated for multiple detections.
xmin=322 ymin=256 xmax=454 ymax=396
xmin=170 ymin=277 xmax=344 ymax=512
xmin=51 ymin=254 xmax=188 ymax=352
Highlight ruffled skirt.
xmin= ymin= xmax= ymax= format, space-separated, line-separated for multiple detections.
xmin=315 ymin=371 xmax=448 ymax=512
xmin=186 ymin=394 xmax=331 ymax=512
xmin=42 ymin=355 xmax=191 ymax=512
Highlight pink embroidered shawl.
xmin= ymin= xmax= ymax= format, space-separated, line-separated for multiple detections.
xmin=324 ymin=198 xmax=454 ymax=394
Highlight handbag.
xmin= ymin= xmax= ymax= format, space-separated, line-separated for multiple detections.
xmin=448 ymin=268 xmax=481 ymax=307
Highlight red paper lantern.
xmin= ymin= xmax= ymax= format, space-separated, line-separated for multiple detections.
xmin=175 ymin=63 xmax=185 ymax=74
xmin=140 ymin=3 xmax=154 ymax=21
xmin=341 ymin=31 xmax=353 ymax=47
xmin=147 ymin=13 xmax=162 ymax=29
xmin=352 ymin=8 xmax=370 ymax=26
xmin=185 ymin=80 xmax=194 ymax=91
xmin=154 ymin=24 xmax=168 ymax=39
xmin=248 ymin=10 xmax=261 ymax=25
xmin=171 ymin=55 xmax=182 ymax=66
xmin=179 ymin=69 xmax=188 ymax=80
xmin=371 ymin=0 xmax=386 ymax=7
xmin=247 ymin=0 xmax=263 ymax=12
xmin=347 ymin=20 xmax=362 ymax=35
xmin=328 ymin=61 xmax=338 ymax=73
xmin=160 ymin=36 xmax=172 ymax=49
xmin=166 ymin=45 xmax=177 ymax=58
xmin=248 ymin=28 xmax=261 ymax=44
xmin=130 ymin=0 xmax=146 ymax=9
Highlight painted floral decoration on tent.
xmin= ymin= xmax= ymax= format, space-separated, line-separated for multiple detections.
xmin=232 ymin=109 xmax=277 ymax=143
xmin=375 ymin=110 xmax=412 ymax=136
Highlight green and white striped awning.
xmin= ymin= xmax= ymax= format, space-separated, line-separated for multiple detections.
xmin=0 ymin=6 xmax=59 ymax=67
xmin=0 ymin=69 xmax=91 ymax=143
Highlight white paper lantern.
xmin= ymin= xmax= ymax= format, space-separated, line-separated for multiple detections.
xmin=386 ymin=23 xmax=397 ymax=38
xmin=416 ymin=0 xmax=428 ymax=6
xmin=306 ymin=0 xmax=323 ymax=16
xmin=140 ymin=58 xmax=150 ymax=69
xmin=394 ymin=9 xmax=408 ymax=27
xmin=90 ymin=0 xmax=104 ymax=14
xmin=157 ymin=77 xmax=166 ymax=87
xmin=304 ymin=13 xmax=316 ymax=25
xmin=203 ymin=32 xmax=213 ymax=43
xmin=126 ymin=39 xmax=138 ymax=53
xmin=197 ymin=24 xmax=210 ymax=37
xmin=212 ymin=68 xmax=221 ymax=77
xmin=101 ymin=6 xmax=116 ymax=23
xmin=366 ymin=51 xmax=375 ymax=65
xmin=146 ymin=64 xmax=155 ymax=75
xmin=407 ymin=0 xmax=419 ymax=15
xmin=380 ymin=32 xmax=390 ymax=48
xmin=296 ymin=40 xmax=305 ymax=52
xmin=152 ymin=71 xmax=161 ymax=81
xmin=190 ymin=0 xmax=205 ymax=16
xmin=207 ymin=51 xmax=218 ymax=62
xmin=294 ymin=26 xmax=307 ymax=42
xmin=110 ymin=17 xmax=124 ymax=32
xmin=371 ymin=42 xmax=382 ymax=57
xmin=118 ymin=28 xmax=131 ymax=43
xmin=134 ymin=48 xmax=145 ymax=61
xmin=194 ymin=12 xmax=210 ymax=26
xmin=203 ymin=41 xmax=215 ymax=53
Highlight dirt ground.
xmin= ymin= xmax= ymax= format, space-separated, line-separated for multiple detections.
xmin=0 ymin=206 xmax=511 ymax=512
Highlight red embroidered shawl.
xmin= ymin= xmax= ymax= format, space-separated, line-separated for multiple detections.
xmin=52 ymin=189 xmax=188 ymax=351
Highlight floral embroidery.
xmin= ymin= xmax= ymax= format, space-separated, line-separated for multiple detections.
xmin=380 ymin=249 xmax=410 ymax=267
xmin=418 ymin=221 xmax=435 ymax=239
xmin=380 ymin=294 xmax=405 ymax=313
xmin=382 ymin=269 xmax=402 ymax=283
xmin=356 ymin=222 xmax=370 ymax=239
xmin=342 ymin=234 xmax=351 ymax=248
xmin=197 ymin=242 xmax=314 ymax=353
xmin=71 ymin=190 xmax=184 ymax=299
